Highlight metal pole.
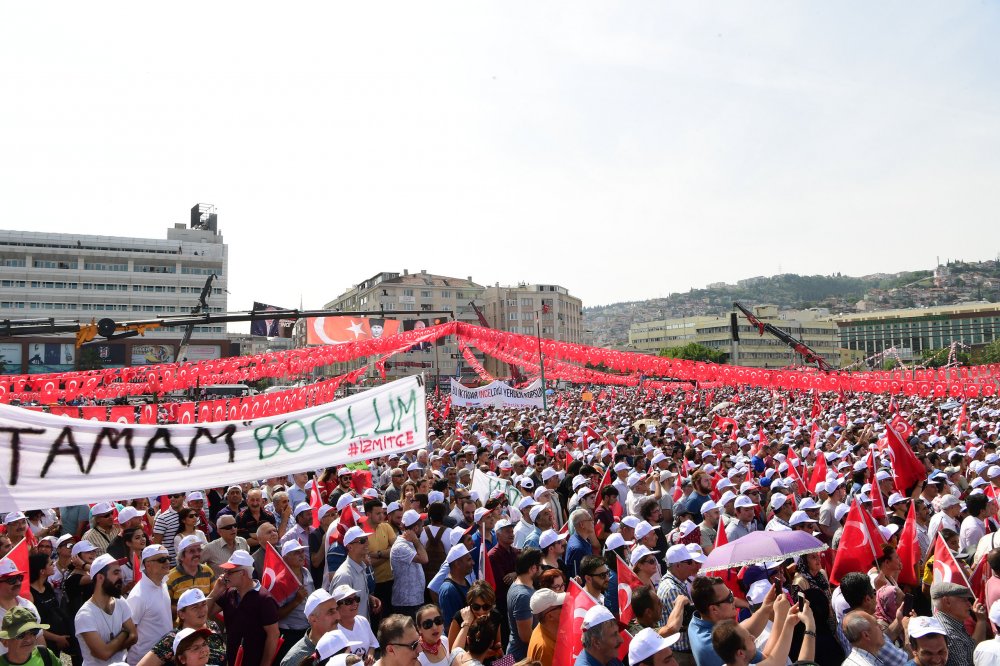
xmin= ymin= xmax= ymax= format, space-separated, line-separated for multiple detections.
xmin=536 ymin=316 xmax=548 ymax=413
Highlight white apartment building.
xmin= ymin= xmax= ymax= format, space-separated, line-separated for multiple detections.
xmin=0 ymin=204 xmax=229 ymax=374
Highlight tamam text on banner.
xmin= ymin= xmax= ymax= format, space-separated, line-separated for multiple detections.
xmin=0 ymin=376 xmax=426 ymax=512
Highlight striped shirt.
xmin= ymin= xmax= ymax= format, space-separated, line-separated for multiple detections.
xmin=165 ymin=563 xmax=214 ymax=605
xmin=153 ymin=509 xmax=181 ymax=562
xmin=657 ymin=572 xmax=690 ymax=652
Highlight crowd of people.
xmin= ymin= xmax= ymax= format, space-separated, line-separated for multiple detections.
xmin=1 ymin=385 xmax=1000 ymax=666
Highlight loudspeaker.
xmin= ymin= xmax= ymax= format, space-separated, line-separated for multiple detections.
xmin=730 ymin=312 xmax=740 ymax=342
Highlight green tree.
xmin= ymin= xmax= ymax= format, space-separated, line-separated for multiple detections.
xmin=658 ymin=343 xmax=726 ymax=363
xmin=77 ymin=347 xmax=105 ymax=371
xmin=978 ymin=340 xmax=1000 ymax=365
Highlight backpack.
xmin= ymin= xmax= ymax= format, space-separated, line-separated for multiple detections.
xmin=423 ymin=526 xmax=447 ymax=580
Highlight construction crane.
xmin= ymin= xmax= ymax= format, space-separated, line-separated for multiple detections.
xmin=732 ymin=301 xmax=832 ymax=371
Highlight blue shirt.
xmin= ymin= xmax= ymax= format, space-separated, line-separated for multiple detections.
xmin=688 ymin=615 xmax=762 ymax=666
xmin=438 ymin=578 xmax=470 ymax=628
xmin=574 ymin=646 xmax=623 ymax=666
xmin=523 ymin=528 xmax=542 ymax=550
xmin=684 ymin=493 xmax=712 ymax=523
xmin=564 ymin=533 xmax=593 ymax=578
xmin=604 ymin=569 xmax=619 ymax=616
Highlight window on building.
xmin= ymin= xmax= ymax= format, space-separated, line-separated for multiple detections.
xmin=520 ymin=298 xmax=533 ymax=307
xmin=440 ymin=291 xmax=450 ymax=298
xmin=403 ymin=289 xmax=414 ymax=296
xmin=420 ymin=290 xmax=431 ymax=298
xmin=508 ymin=313 xmax=518 ymax=321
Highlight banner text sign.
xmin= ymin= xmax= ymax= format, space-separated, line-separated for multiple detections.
xmin=0 ymin=376 xmax=426 ymax=512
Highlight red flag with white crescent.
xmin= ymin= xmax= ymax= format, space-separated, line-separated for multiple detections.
xmin=552 ymin=580 xmax=595 ymax=666
xmin=896 ymin=501 xmax=920 ymax=587
xmin=932 ymin=533 xmax=972 ymax=589
xmin=262 ymin=541 xmax=300 ymax=601
xmin=830 ymin=500 xmax=887 ymax=584
xmin=616 ymin=554 xmax=642 ymax=625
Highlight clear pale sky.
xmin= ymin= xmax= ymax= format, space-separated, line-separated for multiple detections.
xmin=2 ymin=2 xmax=998 ymax=316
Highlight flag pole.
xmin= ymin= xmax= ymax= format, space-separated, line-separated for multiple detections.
xmin=536 ymin=311 xmax=548 ymax=414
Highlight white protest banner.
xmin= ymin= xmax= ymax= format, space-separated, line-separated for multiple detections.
xmin=0 ymin=375 xmax=426 ymax=512
xmin=450 ymin=378 xmax=544 ymax=409
xmin=470 ymin=469 xmax=521 ymax=510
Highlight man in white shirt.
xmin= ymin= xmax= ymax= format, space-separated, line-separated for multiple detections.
xmin=74 ymin=553 xmax=138 ymax=666
xmin=961 ymin=494 xmax=993 ymax=552
xmin=928 ymin=495 xmax=962 ymax=546
xmin=125 ymin=544 xmax=173 ymax=663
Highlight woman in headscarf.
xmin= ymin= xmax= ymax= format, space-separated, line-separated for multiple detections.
xmin=790 ymin=552 xmax=845 ymax=666
xmin=873 ymin=585 xmax=908 ymax=651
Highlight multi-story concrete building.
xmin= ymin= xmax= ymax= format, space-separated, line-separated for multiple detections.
xmin=831 ymin=301 xmax=1000 ymax=360
xmin=302 ymin=270 xmax=486 ymax=389
xmin=479 ymin=283 xmax=583 ymax=379
xmin=0 ymin=204 xmax=229 ymax=373
xmin=628 ymin=305 xmax=842 ymax=369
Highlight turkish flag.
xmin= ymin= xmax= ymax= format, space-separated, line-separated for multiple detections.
xmin=480 ymin=525 xmax=496 ymax=590
xmin=752 ymin=428 xmax=767 ymax=456
xmin=309 ymin=481 xmax=323 ymax=529
xmin=262 ymin=542 xmax=300 ymax=602
xmin=786 ymin=463 xmax=808 ymax=496
xmin=80 ymin=406 xmax=107 ymax=421
xmin=140 ymin=404 xmax=157 ymax=425
xmin=896 ymin=501 xmax=920 ymax=587
xmin=811 ymin=393 xmax=822 ymax=418
xmin=6 ymin=539 xmax=31 ymax=598
xmin=837 ymin=412 xmax=848 ymax=427
xmin=616 ymin=554 xmax=642 ymax=625
xmin=932 ymin=534 xmax=972 ymax=588
xmin=672 ymin=472 xmax=684 ymax=503
xmin=866 ymin=450 xmax=887 ymax=521
xmin=970 ymin=554 xmax=990 ymax=603
xmin=132 ymin=551 xmax=143 ymax=583
xmin=197 ymin=402 xmax=212 ymax=423
xmin=890 ymin=414 xmax=914 ymax=441
xmin=108 ymin=406 xmax=134 ymax=424
xmin=306 ymin=316 xmax=402 ymax=345
xmin=830 ymin=500 xmax=887 ymax=584
xmin=552 ymin=580 xmax=596 ymax=666
xmin=885 ymin=425 xmax=926 ymax=494
xmin=175 ymin=402 xmax=196 ymax=424
xmin=807 ymin=451 xmax=828 ymax=493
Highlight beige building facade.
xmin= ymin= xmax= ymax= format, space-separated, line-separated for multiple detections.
xmin=480 ymin=283 xmax=583 ymax=379
xmin=629 ymin=305 xmax=843 ymax=369
xmin=299 ymin=270 xmax=486 ymax=389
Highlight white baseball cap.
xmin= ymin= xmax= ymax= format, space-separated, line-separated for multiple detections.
xmin=666 ymin=544 xmax=694 ymax=565
xmin=117 ymin=506 xmax=142 ymax=525
xmin=581 ymin=605 xmax=616 ymax=630
xmin=172 ymin=628 xmax=213 ymax=657
xmin=220 ymin=550 xmax=255 ymax=570
xmin=292 ymin=502 xmax=312 ymax=518
xmin=530 ymin=588 xmax=566 ymax=614
xmin=635 ymin=521 xmax=660 ymax=540
xmin=628 ymin=627 xmax=681 ymax=665
xmin=401 ymin=510 xmax=424 ymax=527
xmin=281 ymin=540 xmax=307 ymax=557
xmin=305 ymin=589 xmax=335 ymax=617
xmin=446 ymin=544 xmax=471 ymax=565
xmin=734 ymin=496 xmax=755 ymax=509
xmin=604 ymin=533 xmax=634 ymax=551
xmin=90 ymin=553 xmax=120 ymax=577
xmin=177 ymin=534 xmax=204 ymax=554
xmin=629 ymin=545 xmax=660 ymax=568
xmin=178 ymin=588 xmax=208 ymax=610
xmin=342 ymin=526 xmax=367 ymax=546
xmin=71 ymin=541 xmax=98 ymax=558
xmin=89 ymin=503 xmax=113 ymax=517
xmin=788 ymin=511 xmax=816 ymax=527
xmin=908 ymin=615 xmax=949 ymax=639
xmin=316 ymin=629 xmax=362 ymax=660
xmin=539 ymin=529 xmax=566 ymax=550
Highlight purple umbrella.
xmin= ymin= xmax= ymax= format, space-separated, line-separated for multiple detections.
xmin=700 ymin=530 xmax=827 ymax=572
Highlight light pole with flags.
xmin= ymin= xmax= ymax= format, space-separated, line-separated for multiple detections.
xmin=536 ymin=304 xmax=549 ymax=413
